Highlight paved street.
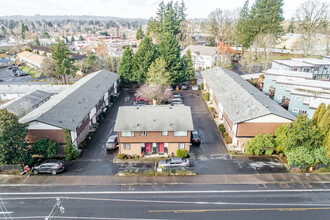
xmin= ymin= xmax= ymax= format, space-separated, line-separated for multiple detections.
xmin=1 ymin=184 xmax=330 ymax=219
xmin=0 ymin=67 xmax=33 ymax=83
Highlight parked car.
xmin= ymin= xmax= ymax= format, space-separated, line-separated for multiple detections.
xmin=192 ymin=85 xmax=199 ymax=91
xmin=135 ymin=97 xmax=149 ymax=103
xmin=11 ymin=67 xmax=18 ymax=74
xmin=7 ymin=65 xmax=13 ymax=70
xmin=133 ymin=101 xmax=150 ymax=106
xmin=172 ymin=93 xmax=183 ymax=98
xmin=181 ymin=84 xmax=188 ymax=90
xmin=171 ymin=101 xmax=184 ymax=106
xmin=171 ymin=97 xmax=183 ymax=102
xmin=32 ymin=160 xmax=65 ymax=175
xmin=105 ymin=135 xmax=118 ymax=151
xmin=17 ymin=70 xmax=28 ymax=76
xmin=191 ymin=131 xmax=201 ymax=145
xmin=158 ymin=157 xmax=190 ymax=168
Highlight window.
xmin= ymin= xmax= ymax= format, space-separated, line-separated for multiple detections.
xmin=280 ymin=85 xmax=286 ymax=88
xmin=293 ymin=108 xmax=299 ymax=113
xmin=174 ymin=131 xmax=187 ymax=136
xmin=304 ymin=97 xmax=310 ymax=102
xmin=140 ymin=131 xmax=147 ymax=136
xmin=162 ymin=131 xmax=168 ymax=136
xmin=121 ymin=131 xmax=134 ymax=137
xmin=299 ymin=109 xmax=307 ymax=114
xmin=295 ymin=96 xmax=301 ymax=100
xmin=178 ymin=143 xmax=185 ymax=149
xmin=123 ymin=144 xmax=131 ymax=150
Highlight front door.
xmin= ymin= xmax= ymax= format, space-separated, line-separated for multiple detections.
xmin=159 ymin=143 xmax=164 ymax=154
xmin=145 ymin=143 xmax=151 ymax=154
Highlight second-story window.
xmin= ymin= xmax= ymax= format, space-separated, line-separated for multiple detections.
xmin=161 ymin=131 xmax=168 ymax=136
xmin=140 ymin=131 xmax=147 ymax=136
xmin=121 ymin=131 xmax=134 ymax=137
xmin=174 ymin=131 xmax=187 ymax=136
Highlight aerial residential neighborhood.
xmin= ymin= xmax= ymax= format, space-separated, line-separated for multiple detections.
xmin=0 ymin=0 xmax=329 ymax=219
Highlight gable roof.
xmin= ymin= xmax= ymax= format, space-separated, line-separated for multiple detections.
xmin=273 ymin=60 xmax=314 ymax=68
xmin=17 ymin=51 xmax=45 ymax=65
xmin=182 ymin=45 xmax=217 ymax=57
xmin=114 ymin=106 xmax=194 ymax=132
xmin=201 ymin=67 xmax=296 ymax=123
xmin=19 ymin=70 xmax=119 ymax=130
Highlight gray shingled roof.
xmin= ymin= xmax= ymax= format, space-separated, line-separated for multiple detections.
xmin=114 ymin=106 xmax=194 ymax=132
xmin=5 ymin=90 xmax=52 ymax=118
xmin=201 ymin=67 xmax=296 ymax=123
xmin=19 ymin=70 xmax=119 ymax=130
xmin=182 ymin=45 xmax=217 ymax=57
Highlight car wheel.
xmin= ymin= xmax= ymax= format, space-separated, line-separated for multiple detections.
xmin=51 ymin=170 xmax=57 ymax=175
xmin=33 ymin=169 xmax=39 ymax=175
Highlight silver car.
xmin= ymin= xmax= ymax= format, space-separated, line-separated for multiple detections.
xmin=105 ymin=135 xmax=118 ymax=150
xmin=158 ymin=157 xmax=190 ymax=168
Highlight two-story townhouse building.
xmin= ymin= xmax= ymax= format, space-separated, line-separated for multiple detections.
xmin=181 ymin=45 xmax=217 ymax=70
xmin=262 ymin=69 xmax=313 ymax=97
xmin=0 ymin=54 xmax=11 ymax=67
xmin=114 ymin=106 xmax=194 ymax=157
xmin=292 ymin=58 xmax=330 ymax=81
xmin=202 ymin=67 xmax=295 ymax=151
xmin=19 ymin=70 xmax=119 ymax=152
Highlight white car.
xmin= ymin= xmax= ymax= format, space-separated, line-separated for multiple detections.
xmin=105 ymin=135 xmax=119 ymax=150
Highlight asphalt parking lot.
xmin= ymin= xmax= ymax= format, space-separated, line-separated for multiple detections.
xmin=0 ymin=67 xmax=33 ymax=83
xmin=63 ymin=89 xmax=287 ymax=176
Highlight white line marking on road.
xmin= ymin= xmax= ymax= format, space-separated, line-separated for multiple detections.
xmin=1 ymin=189 xmax=330 ymax=196
xmin=2 ymin=196 xmax=330 ymax=207
xmin=0 ymin=216 xmax=161 ymax=220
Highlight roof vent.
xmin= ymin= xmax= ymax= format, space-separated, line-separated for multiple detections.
xmin=265 ymin=105 xmax=269 ymax=108
xmin=137 ymin=123 xmax=140 ymax=126
xmin=137 ymin=107 xmax=139 ymax=109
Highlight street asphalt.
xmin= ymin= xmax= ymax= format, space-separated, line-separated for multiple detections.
xmin=0 ymin=67 xmax=33 ymax=83
xmin=0 ymin=184 xmax=330 ymax=220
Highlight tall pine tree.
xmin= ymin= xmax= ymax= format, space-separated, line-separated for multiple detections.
xmin=136 ymin=26 xmax=144 ymax=40
xmin=235 ymin=0 xmax=253 ymax=50
xmin=117 ymin=45 xmax=134 ymax=83
xmin=132 ymin=37 xmax=157 ymax=84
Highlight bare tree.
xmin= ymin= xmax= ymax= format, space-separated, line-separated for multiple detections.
xmin=295 ymin=0 xmax=329 ymax=56
xmin=135 ymin=84 xmax=172 ymax=105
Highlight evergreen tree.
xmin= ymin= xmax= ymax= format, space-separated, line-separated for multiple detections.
xmin=313 ymin=103 xmax=326 ymax=125
xmin=250 ymin=0 xmax=284 ymax=38
xmin=34 ymin=37 xmax=41 ymax=46
xmin=235 ymin=0 xmax=253 ymax=49
xmin=0 ymin=109 xmax=31 ymax=165
xmin=158 ymin=32 xmax=183 ymax=83
xmin=182 ymin=49 xmax=195 ymax=80
xmin=79 ymin=35 xmax=84 ymax=41
xmin=71 ymin=36 xmax=75 ymax=42
xmin=287 ymin=18 xmax=295 ymax=33
xmin=136 ymin=26 xmax=144 ymax=40
xmin=21 ymin=23 xmax=26 ymax=39
xmin=51 ymin=39 xmax=77 ymax=84
xmin=317 ymin=104 xmax=327 ymax=126
xmin=117 ymin=45 xmax=134 ymax=83
xmin=132 ymin=37 xmax=157 ymax=84
xmin=147 ymin=58 xmax=170 ymax=86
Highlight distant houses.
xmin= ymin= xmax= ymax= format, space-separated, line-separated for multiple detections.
xmin=202 ymin=67 xmax=296 ymax=151
xmin=181 ymin=45 xmax=217 ymax=70
xmin=114 ymin=106 xmax=194 ymax=157
xmin=0 ymin=54 xmax=11 ymax=67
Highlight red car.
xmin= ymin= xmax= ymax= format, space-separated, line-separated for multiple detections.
xmin=135 ymin=97 xmax=149 ymax=103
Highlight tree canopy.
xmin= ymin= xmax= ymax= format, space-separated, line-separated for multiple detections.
xmin=117 ymin=45 xmax=134 ymax=83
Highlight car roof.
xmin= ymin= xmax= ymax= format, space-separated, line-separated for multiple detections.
xmin=170 ymin=157 xmax=183 ymax=162
xmin=107 ymin=135 xmax=117 ymax=142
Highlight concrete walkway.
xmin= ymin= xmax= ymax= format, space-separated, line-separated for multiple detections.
xmin=1 ymin=173 xmax=330 ymax=186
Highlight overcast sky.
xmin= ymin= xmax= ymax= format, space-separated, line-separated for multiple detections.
xmin=0 ymin=0 xmax=300 ymax=20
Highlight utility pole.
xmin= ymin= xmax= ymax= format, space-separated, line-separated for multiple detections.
xmin=45 ymin=198 xmax=65 ymax=220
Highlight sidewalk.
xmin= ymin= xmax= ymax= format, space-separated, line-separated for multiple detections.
xmin=1 ymin=173 xmax=330 ymax=186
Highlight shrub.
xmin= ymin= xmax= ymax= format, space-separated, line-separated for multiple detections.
xmin=79 ymin=140 xmax=87 ymax=149
xmin=223 ymin=132 xmax=228 ymax=137
xmin=218 ymin=124 xmax=226 ymax=133
xmin=259 ymin=74 xmax=265 ymax=79
xmin=245 ymin=133 xmax=276 ymax=155
xmin=204 ymin=92 xmax=210 ymax=101
xmin=135 ymin=155 xmax=140 ymax=159
xmin=31 ymin=138 xmax=59 ymax=159
xmin=265 ymin=148 xmax=274 ymax=155
xmin=200 ymin=83 xmax=204 ymax=90
xmin=176 ymin=149 xmax=182 ymax=158
xmin=64 ymin=144 xmax=78 ymax=161
xmin=176 ymin=149 xmax=187 ymax=158
xmin=117 ymin=153 xmax=125 ymax=159
xmin=224 ymin=135 xmax=232 ymax=144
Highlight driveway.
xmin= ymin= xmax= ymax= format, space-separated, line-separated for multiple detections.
xmin=63 ymin=90 xmax=138 ymax=176
xmin=180 ymin=90 xmax=287 ymax=175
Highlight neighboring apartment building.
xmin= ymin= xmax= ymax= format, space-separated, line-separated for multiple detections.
xmin=17 ymin=51 xmax=45 ymax=68
xmin=271 ymin=60 xmax=314 ymax=72
xmin=292 ymin=58 xmax=330 ymax=80
xmin=202 ymin=67 xmax=295 ymax=151
xmin=274 ymin=77 xmax=330 ymax=112
xmin=262 ymin=69 xmax=313 ymax=97
xmin=181 ymin=45 xmax=217 ymax=70
xmin=19 ymin=70 xmax=119 ymax=148
xmin=114 ymin=106 xmax=194 ymax=157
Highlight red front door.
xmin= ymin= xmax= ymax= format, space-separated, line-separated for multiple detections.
xmin=159 ymin=143 xmax=164 ymax=153
xmin=145 ymin=143 xmax=151 ymax=153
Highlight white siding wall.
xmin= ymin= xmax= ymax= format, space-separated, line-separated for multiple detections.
xmin=244 ymin=114 xmax=293 ymax=123
xmin=28 ymin=121 xmax=62 ymax=130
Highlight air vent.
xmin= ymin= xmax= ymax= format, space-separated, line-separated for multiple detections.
xmin=265 ymin=105 xmax=269 ymax=108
